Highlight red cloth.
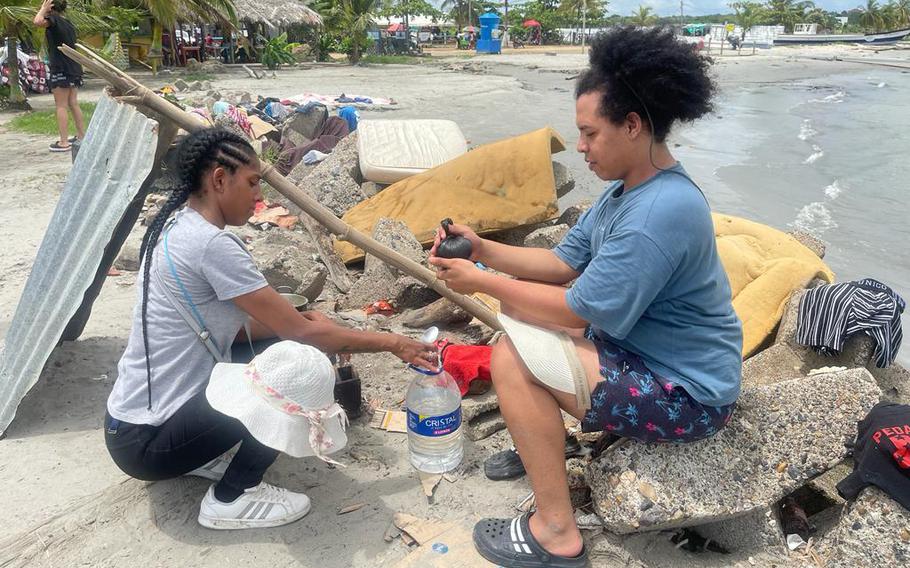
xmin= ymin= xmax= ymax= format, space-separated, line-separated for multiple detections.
xmin=441 ymin=344 xmax=492 ymax=396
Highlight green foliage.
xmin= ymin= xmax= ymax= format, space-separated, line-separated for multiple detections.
xmin=441 ymin=0 xmax=499 ymax=28
xmin=337 ymin=0 xmax=379 ymax=64
xmin=99 ymin=5 xmax=144 ymax=39
xmin=314 ymin=34 xmax=337 ymax=61
xmin=379 ymin=0 xmax=443 ymax=21
xmin=629 ymin=4 xmax=657 ymax=26
xmin=338 ymin=33 xmax=372 ymax=62
xmin=763 ymin=0 xmax=815 ymax=33
xmin=260 ymin=144 xmax=282 ymax=164
xmin=730 ymin=2 xmax=764 ymax=37
xmin=258 ymin=32 xmax=298 ymax=70
xmin=8 ymin=102 xmax=96 ymax=135
xmin=557 ymin=0 xmax=609 ymax=26
xmin=859 ymin=0 xmax=885 ymax=31
xmin=310 ymin=0 xmax=379 ymax=63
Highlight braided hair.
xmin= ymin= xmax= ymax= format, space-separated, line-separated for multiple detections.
xmin=139 ymin=127 xmax=257 ymax=410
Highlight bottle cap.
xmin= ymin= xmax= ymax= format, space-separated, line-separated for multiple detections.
xmin=421 ymin=326 xmax=439 ymax=344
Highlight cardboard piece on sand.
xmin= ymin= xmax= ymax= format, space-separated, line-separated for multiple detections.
xmin=418 ymin=472 xmax=443 ymax=498
xmin=392 ymin=513 xmax=456 ymax=546
xmin=369 ymin=409 xmax=408 ymax=433
xmin=393 ymin=519 xmax=494 ymax=567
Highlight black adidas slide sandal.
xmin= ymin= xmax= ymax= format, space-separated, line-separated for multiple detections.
xmin=473 ymin=513 xmax=588 ymax=567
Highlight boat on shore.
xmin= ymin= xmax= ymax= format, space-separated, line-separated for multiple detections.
xmin=774 ymin=23 xmax=910 ymax=45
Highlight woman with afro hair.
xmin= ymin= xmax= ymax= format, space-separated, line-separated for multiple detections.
xmin=430 ymin=27 xmax=742 ymax=567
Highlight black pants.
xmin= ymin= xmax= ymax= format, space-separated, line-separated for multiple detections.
xmin=104 ymin=340 xmax=281 ymax=498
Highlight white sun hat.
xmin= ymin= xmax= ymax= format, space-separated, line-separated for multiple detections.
xmin=206 ymin=341 xmax=348 ymax=463
xmin=497 ymin=313 xmax=591 ymax=411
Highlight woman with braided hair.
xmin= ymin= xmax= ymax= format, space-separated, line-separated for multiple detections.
xmin=429 ymin=27 xmax=742 ymax=566
xmin=104 ymin=128 xmax=437 ymax=530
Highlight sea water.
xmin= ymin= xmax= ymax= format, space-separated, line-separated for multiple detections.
xmin=670 ymin=69 xmax=910 ymax=368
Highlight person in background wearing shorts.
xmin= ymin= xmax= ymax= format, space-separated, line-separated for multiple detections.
xmin=429 ymin=26 xmax=743 ymax=568
xmin=34 ymin=0 xmax=85 ymax=153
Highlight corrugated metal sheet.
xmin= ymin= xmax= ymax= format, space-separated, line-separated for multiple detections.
xmin=0 ymin=93 xmax=159 ymax=434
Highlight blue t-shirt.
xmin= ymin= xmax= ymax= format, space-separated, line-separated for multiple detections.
xmin=554 ymin=165 xmax=742 ymax=406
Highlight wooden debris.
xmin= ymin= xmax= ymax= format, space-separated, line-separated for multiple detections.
xmin=392 ymin=513 xmax=455 ymax=546
xmin=383 ymin=521 xmax=402 ymax=543
xmin=418 ymin=472 xmax=443 ymax=498
xmin=337 ymin=502 xmax=367 ymax=515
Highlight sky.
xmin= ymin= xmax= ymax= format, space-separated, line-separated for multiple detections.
xmin=606 ymin=1 xmax=863 ymax=16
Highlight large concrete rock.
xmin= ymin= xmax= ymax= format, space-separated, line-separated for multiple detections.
xmin=869 ymin=363 xmax=910 ymax=405
xmin=742 ymin=344 xmax=807 ymax=387
xmin=363 ymin=217 xmax=425 ymax=273
xmin=523 ymin=224 xmax=569 ymax=249
xmin=585 ymin=369 xmax=880 ymax=534
xmin=488 ymin=220 xmax=555 ymax=247
xmin=787 ymin=230 xmax=826 ymax=258
xmin=553 ymin=161 xmax=575 ymax=198
xmin=695 ymin=506 xmax=785 ymax=553
xmin=280 ymin=105 xmax=328 ymax=148
xmin=321 ymin=132 xmax=362 ymax=184
xmin=288 ymin=134 xmax=364 ymax=217
xmin=342 ymin=218 xmax=438 ymax=310
xmin=807 ymin=460 xmax=852 ymax=505
xmin=247 ymin=230 xmax=327 ymax=300
xmin=462 ymin=388 xmax=505 ymax=441
xmin=557 ymin=200 xmax=593 ymax=228
xmin=820 ymin=487 xmax=910 ymax=568
xmin=775 ymin=289 xmax=876 ymax=371
xmin=302 ymin=162 xmax=365 ymax=218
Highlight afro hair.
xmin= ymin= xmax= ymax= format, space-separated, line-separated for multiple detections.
xmin=576 ymin=26 xmax=715 ymax=142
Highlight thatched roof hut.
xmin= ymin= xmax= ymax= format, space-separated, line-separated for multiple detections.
xmin=232 ymin=0 xmax=322 ymax=29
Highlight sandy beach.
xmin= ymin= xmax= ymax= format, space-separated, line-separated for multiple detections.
xmin=1 ymin=42 xmax=908 ymax=567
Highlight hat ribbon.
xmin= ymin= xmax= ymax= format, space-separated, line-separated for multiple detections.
xmin=244 ymin=363 xmax=349 ymax=466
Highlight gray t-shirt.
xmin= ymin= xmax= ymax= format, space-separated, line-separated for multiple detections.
xmin=108 ymin=207 xmax=268 ymax=425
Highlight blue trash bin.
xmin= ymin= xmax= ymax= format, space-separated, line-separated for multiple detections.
xmin=476 ymin=12 xmax=502 ymax=54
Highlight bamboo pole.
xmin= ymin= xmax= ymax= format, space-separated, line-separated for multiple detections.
xmin=60 ymin=44 xmax=502 ymax=331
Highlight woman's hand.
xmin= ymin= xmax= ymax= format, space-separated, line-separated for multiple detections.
xmin=430 ymin=221 xmax=484 ymax=262
xmin=428 ymin=256 xmax=489 ymax=295
xmin=392 ymin=335 xmax=439 ymax=370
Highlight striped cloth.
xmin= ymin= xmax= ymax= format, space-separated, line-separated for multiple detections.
xmin=796 ymin=279 xmax=905 ymax=368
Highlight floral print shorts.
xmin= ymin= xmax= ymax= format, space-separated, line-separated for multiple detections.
xmin=581 ymin=330 xmax=736 ymax=443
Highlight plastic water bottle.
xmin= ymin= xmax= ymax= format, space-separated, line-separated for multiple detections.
xmin=406 ymin=331 xmax=463 ymax=473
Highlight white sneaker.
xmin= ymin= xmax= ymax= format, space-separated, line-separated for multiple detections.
xmin=186 ymin=453 xmax=232 ymax=481
xmin=198 ymin=482 xmax=312 ymax=530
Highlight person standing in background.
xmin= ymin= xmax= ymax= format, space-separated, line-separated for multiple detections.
xmin=33 ymin=0 xmax=85 ymax=153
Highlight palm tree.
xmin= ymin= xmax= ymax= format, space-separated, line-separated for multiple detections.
xmin=629 ymin=4 xmax=656 ymax=27
xmin=1 ymin=0 xmax=108 ymax=108
xmin=882 ymin=0 xmax=909 ymax=27
xmin=894 ymin=0 xmax=910 ymax=26
xmin=559 ymin=0 xmax=606 ymax=45
xmin=859 ymin=0 xmax=885 ymax=31
xmin=730 ymin=1 xmax=763 ymax=52
xmin=136 ymin=0 xmax=237 ymax=72
xmin=339 ymin=0 xmax=377 ymax=64
xmin=764 ymin=0 xmax=814 ymax=33
xmin=441 ymin=0 xmax=484 ymax=29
